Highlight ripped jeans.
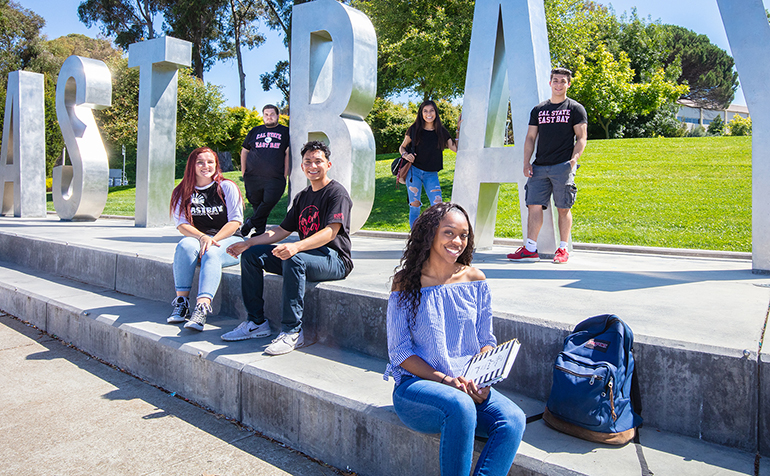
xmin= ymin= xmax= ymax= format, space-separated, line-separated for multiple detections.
xmin=406 ymin=165 xmax=442 ymax=228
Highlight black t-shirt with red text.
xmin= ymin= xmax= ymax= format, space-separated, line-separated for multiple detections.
xmin=280 ymin=180 xmax=353 ymax=276
xmin=528 ymin=98 xmax=587 ymax=166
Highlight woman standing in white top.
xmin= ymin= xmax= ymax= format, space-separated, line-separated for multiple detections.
xmin=167 ymin=147 xmax=244 ymax=331
xmin=385 ymin=202 xmax=526 ymax=476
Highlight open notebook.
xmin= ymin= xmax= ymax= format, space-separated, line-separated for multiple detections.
xmin=461 ymin=339 xmax=521 ymax=388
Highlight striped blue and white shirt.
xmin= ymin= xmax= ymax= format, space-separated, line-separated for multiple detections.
xmin=384 ymin=280 xmax=497 ymax=386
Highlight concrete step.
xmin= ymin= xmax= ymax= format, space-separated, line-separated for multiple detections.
xmin=0 ymin=260 xmax=765 ymax=476
xmin=0 ymin=226 xmax=766 ymax=454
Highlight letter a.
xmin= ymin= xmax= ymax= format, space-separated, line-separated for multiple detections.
xmin=289 ymin=0 xmax=377 ymax=232
xmin=451 ymin=0 xmax=557 ymax=251
xmin=718 ymin=0 xmax=770 ymax=272
xmin=0 ymin=71 xmax=46 ymax=217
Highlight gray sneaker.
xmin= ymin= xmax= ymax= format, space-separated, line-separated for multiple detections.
xmin=167 ymin=296 xmax=189 ymax=324
xmin=221 ymin=320 xmax=271 ymax=341
xmin=265 ymin=330 xmax=304 ymax=355
xmin=184 ymin=301 xmax=212 ymax=331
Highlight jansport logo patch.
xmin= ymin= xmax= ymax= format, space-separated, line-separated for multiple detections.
xmin=585 ymin=339 xmax=610 ymax=352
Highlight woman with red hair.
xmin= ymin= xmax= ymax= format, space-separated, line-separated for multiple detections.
xmin=167 ymin=147 xmax=244 ymax=330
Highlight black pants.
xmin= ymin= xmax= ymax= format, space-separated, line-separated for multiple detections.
xmin=243 ymin=176 xmax=286 ymax=236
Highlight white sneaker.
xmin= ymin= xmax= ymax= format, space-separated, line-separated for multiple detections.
xmin=221 ymin=320 xmax=271 ymax=341
xmin=265 ymin=330 xmax=304 ymax=355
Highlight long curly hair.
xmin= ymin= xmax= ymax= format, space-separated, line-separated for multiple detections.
xmin=169 ymin=147 xmax=237 ymax=224
xmin=407 ymin=100 xmax=452 ymax=150
xmin=392 ymin=202 xmax=475 ymax=326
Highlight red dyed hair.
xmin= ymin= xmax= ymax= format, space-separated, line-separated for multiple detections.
xmin=169 ymin=147 xmax=240 ymax=225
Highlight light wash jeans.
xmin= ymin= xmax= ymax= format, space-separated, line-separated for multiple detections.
xmin=406 ymin=166 xmax=443 ymax=228
xmin=393 ymin=376 xmax=526 ymax=476
xmin=173 ymin=235 xmax=243 ymax=300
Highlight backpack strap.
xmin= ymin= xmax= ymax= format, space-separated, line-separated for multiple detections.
xmin=630 ymin=365 xmax=653 ymax=476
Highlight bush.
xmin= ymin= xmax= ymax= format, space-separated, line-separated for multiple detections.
xmin=687 ymin=125 xmax=707 ymax=137
xmin=727 ymin=114 xmax=752 ymax=136
xmin=707 ymin=115 xmax=724 ymax=135
xmin=365 ymin=97 xmax=414 ymax=154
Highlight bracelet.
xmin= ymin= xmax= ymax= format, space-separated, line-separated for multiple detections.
xmin=198 ymin=234 xmax=206 ymax=242
xmin=440 ymin=375 xmax=447 ymax=384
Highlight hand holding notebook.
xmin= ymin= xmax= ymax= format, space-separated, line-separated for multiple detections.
xmin=462 ymin=339 xmax=521 ymax=388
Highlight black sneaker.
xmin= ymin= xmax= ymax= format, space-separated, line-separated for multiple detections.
xmin=184 ymin=302 xmax=212 ymax=331
xmin=167 ymin=296 xmax=189 ymax=324
xmin=240 ymin=217 xmax=253 ymax=236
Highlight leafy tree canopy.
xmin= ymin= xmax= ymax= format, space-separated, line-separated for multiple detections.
xmin=544 ymin=0 xmax=613 ymax=72
xmin=569 ymin=44 xmax=688 ymax=139
xmin=77 ymin=0 xmax=161 ymax=50
xmin=0 ymin=0 xmax=45 ymax=88
xmin=661 ymin=24 xmax=738 ymax=109
xmin=352 ymin=0 xmax=473 ymax=100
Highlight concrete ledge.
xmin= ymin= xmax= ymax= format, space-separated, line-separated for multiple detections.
xmin=0 ymin=230 xmax=764 ymax=452
xmin=0 ymin=261 xmax=764 ymax=475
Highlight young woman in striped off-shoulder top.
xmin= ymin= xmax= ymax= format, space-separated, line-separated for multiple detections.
xmin=384 ymin=202 xmax=525 ymax=476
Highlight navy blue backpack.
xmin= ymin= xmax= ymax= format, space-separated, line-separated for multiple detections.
xmin=543 ymin=314 xmax=643 ymax=445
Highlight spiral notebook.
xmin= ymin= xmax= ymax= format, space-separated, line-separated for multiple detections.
xmin=461 ymin=339 xmax=521 ymax=388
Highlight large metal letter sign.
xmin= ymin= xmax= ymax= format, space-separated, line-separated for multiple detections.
xmin=128 ymin=36 xmax=192 ymax=227
xmin=451 ymin=0 xmax=554 ymax=250
xmin=718 ymin=0 xmax=770 ymax=273
xmin=0 ymin=71 xmax=46 ymax=217
xmin=53 ymin=56 xmax=112 ymax=221
xmin=290 ymin=0 xmax=377 ymax=232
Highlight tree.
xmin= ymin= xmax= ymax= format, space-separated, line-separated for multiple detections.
xmin=661 ymin=25 xmax=738 ymax=109
xmin=219 ymin=0 xmax=265 ymax=107
xmin=603 ymin=8 xmax=672 ymax=83
xmin=569 ymin=45 xmax=687 ymax=139
xmin=569 ymin=46 xmax=633 ymax=139
xmin=260 ymin=59 xmax=289 ymax=108
xmin=77 ymin=0 xmax=161 ymax=49
xmin=256 ymin=0 xmax=314 ymax=107
xmin=163 ymin=0 xmax=228 ymax=80
xmin=0 ymin=0 xmax=45 ymax=87
xmin=352 ymin=0 xmax=474 ymax=100
xmin=544 ymin=0 xmax=613 ymax=72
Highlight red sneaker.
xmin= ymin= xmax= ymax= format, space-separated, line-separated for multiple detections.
xmin=507 ymin=246 xmax=540 ymax=262
xmin=553 ymin=248 xmax=569 ymax=264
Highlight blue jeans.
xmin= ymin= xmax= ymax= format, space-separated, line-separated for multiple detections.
xmin=393 ymin=377 xmax=526 ymax=476
xmin=173 ymin=235 xmax=243 ymax=300
xmin=240 ymin=244 xmax=347 ymax=332
xmin=406 ymin=166 xmax=443 ymax=228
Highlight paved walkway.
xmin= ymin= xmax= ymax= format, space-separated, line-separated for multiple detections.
xmin=0 ymin=313 xmax=345 ymax=476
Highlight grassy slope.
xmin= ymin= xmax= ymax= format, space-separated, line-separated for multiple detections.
xmin=47 ymin=136 xmax=752 ymax=252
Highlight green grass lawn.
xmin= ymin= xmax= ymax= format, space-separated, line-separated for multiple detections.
xmin=46 ymin=136 xmax=752 ymax=252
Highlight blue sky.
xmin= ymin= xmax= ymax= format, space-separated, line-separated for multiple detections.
xmin=22 ymin=0 xmax=770 ymax=108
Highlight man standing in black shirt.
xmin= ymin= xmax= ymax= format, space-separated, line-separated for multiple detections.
xmin=223 ymin=141 xmax=353 ymax=355
xmin=240 ymin=104 xmax=290 ymax=236
xmin=508 ymin=67 xmax=587 ymax=264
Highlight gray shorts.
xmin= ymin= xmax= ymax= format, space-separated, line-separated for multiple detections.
xmin=525 ymin=161 xmax=577 ymax=209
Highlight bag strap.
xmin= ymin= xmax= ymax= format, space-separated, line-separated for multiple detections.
xmin=633 ymin=428 xmax=653 ymax=476
xmin=630 ymin=365 xmax=653 ymax=476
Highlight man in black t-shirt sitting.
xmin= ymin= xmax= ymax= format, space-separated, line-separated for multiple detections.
xmin=508 ymin=67 xmax=587 ymax=264
xmin=223 ymin=141 xmax=353 ymax=355
xmin=240 ymin=104 xmax=291 ymax=237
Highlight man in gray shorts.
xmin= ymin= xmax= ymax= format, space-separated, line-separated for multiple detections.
xmin=508 ymin=67 xmax=587 ymax=264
